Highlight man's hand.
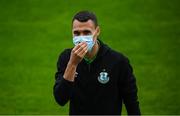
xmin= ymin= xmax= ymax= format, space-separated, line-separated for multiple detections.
xmin=69 ymin=42 xmax=88 ymax=66
xmin=63 ymin=42 xmax=88 ymax=82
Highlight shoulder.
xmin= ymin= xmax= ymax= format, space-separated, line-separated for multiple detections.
xmin=107 ymin=48 xmax=133 ymax=73
xmin=107 ymin=47 xmax=129 ymax=64
xmin=59 ymin=48 xmax=72 ymax=57
xmin=57 ymin=48 xmax=72 ymax=64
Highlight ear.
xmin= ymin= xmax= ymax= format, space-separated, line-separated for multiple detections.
xmin=96 ymin=26 xmax=100 ymax=36
xmin=93 ymin=26 xmax=100 ymax=41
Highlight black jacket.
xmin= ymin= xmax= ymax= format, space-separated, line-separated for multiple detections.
xmin=53 ymin=40 xmax=141 ymax=115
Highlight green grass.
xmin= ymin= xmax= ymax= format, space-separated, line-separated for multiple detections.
xmin=0 ymin=0 xmax=180 ymax=115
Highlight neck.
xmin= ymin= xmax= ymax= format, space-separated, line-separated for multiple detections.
xmin=85 ymin=41 xmax=99 ymax=59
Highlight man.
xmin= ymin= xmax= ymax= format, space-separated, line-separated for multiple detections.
xmin=53 ymin=11 xmax=141 ymax=115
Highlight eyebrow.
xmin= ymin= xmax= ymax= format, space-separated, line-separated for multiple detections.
xmin=83 ymin=30 xmax=91 ymax=33
xmin=73 ymin=29 xmax=92 ymax=34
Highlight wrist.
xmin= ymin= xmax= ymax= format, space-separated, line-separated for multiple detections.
xmin=68 ymin=61 xmax=78 ymax=67
xmin=63 ymin=61 xmax=77 ymax=82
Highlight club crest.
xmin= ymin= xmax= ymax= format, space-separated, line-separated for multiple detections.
xmin=98 ymin=69 xmax=109 ymax=84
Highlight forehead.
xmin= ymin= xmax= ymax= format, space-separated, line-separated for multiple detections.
xmin=72 ymin=19 xmax=95 ymax=31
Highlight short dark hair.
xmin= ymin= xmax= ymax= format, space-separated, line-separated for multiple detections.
xmin=72 ymin=11 xmax=98 ymax=27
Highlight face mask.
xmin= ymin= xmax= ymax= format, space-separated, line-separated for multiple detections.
xmin=73 ymin=35 xmax=95 ymax=52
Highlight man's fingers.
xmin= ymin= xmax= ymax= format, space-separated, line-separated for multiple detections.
xmin=72 ymin=42 xmax=84 ymax=51
xmin=74 ymin=42 xmax=87 ymax=54
xmin=78 ymin=46 xmax=88 ymax=57
xmin=80 ymin=49 xmax=88 ymax=58
xmin=73 ymin=42 xmax=86 ymax=52
xmin=69 ymin=42 xmax=88 ymax=66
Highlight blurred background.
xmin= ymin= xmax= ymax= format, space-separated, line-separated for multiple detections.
xmin=0 ymin=0 xmax=180 ymax=115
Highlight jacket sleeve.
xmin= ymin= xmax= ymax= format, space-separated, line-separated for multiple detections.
xmin=121 ymin=57 xmax=141 ymax=115
xmin=53 ymin=49 xmax=73 ymax=106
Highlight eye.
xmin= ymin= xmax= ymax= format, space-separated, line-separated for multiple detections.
xmin=73 ymin=31 xmax=80 ymax=36
xmin=83 ymin=30 xmax=91 ymax=35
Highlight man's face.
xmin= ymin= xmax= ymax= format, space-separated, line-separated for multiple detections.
xmin=72 ymin=19 xmax=99 ymax=40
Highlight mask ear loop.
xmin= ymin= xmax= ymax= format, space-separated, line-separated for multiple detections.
xmin=92 ymin=29 xmax=97 ymax=44
xmin=92 ymin=28 xmax=97 ymax=38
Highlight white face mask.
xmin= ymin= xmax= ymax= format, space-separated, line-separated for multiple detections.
xmin=73 ymin=34 xmax=95 ymax=52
